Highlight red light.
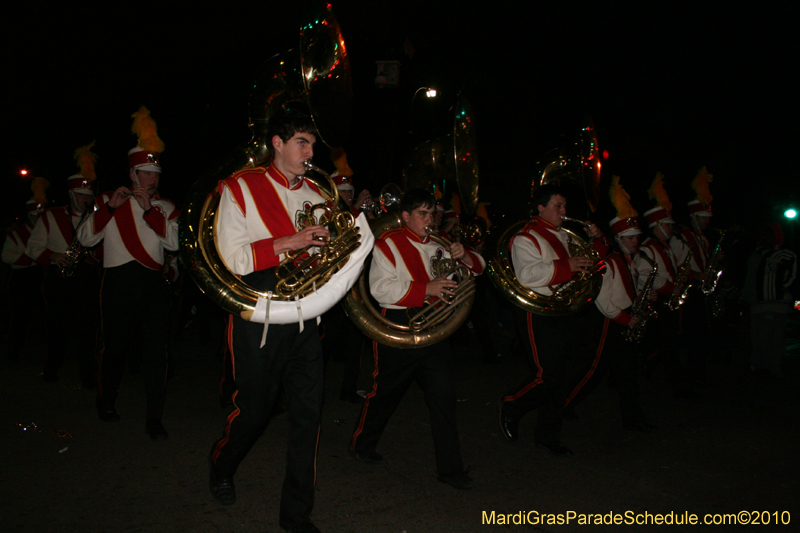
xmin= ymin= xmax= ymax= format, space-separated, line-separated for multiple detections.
xmin=20 ymin=169 xmax=28 ymax=176
xmin=602 ymin=150 xmax=609 ymax=160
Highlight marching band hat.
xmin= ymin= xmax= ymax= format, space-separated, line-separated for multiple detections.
xmin=687 ymin=200 xmax=713 ymax=217
xmin=609 ymin=216 xmax=641 ymax=237
xmin=128 ymin=146 xmax=162 ymax=173
xmin=25 ymin=199 xmax=44 ymax=213
xmin=644 ymin=206 xmax=674 ymax=227
xmin=67 ymin=173 xmax=94 ymax=195
xmin=442 ymin=210 xmax=458 ymax=221
xmin=331 ymin=172 xmax=354 ymax=191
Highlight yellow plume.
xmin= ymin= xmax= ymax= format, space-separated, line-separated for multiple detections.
xmin=609 ymin=175 xmax=638 ymax=219
xmin=647 ymin=172 xmax=672 ymax=211
xmin=31 ymin=176 xmax=50 ymax=204
xmin=330 ymin=147 xmax=353 ymax=177
xmin=131 ymin=106 xmax=165 ymax=153
xmin=73 ymin=141 xmax=98 ymax=183
xmin=691 ymin=166 xmax=713 ymax=203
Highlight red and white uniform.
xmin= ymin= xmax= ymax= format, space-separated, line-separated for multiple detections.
xmin=676 ymin=227 xmax=708 ymax=277
xmin=370 ymin=225 xmax=485 ymax=309
xmin=27 ymin=206 xmax=96 ymax=266
xmin=637 ymin=237 xmax=678 ymax=297
xmin=2 ymin=222 xmax=35 ymax=269
xmin=510 ymin=217 xmax=609 ymax=295
xmin=595 ymin=252 xmax=638 ymax=326
xmin=217 ymin=163 xmax=326 ymax=276
xmin=78 ymin=194 xmax=178 ymax=269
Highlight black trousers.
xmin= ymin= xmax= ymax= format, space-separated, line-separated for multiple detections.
xmin=5 ymin=266 xmax=44 ymax=359
xmin=562 ymin=313 xmax=647 ymax=426
xmin=643 ymin=300 xmax=689 ymax=395
xmin=43 ymin=263 xmax=100 ymax=383
xmin=98 ymin=262 xmax=169 ymax=420
xmin=350 ymin=308 xmax=464 ymax=476
xmin=500 ymin=308 xmax=593 ymax=444
xmin=210 ymin=312 xmax=323 ymax=529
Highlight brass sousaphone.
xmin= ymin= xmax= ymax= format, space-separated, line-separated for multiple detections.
xmin=341 ymin=97 xmax=480 ymax=348
xmin=486 ymin=118 xmax=605 ymax=316
xmin=179 ymin=3 xmax=362 ymax=322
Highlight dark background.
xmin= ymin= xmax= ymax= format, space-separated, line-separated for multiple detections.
xmin=4 ymin=2 xmax=798 ymax=238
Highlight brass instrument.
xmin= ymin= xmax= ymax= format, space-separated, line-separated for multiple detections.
xmin=342 ymin=219 xmax=477 ymax=348
xmin=701 ymin=229 xmax=726 ymax=295
xmin=341 ymin=97 xmax=480 ymax=348
xmin=58 ymin=207 xmax=94 ymax=278
xmin=271 ymin=161 xmax=363 ymax=299
xmin=58 ymin=236 xmax=88 ymax=278
xmin=667 ymin=233 xmax=693 ymax=311
xmin=486 ymin=119 xmax=605 ymax=315
xmin=626 ymin=251 xmax=658 ymax=343
xmin=179 ymin=3 xmax=358 ymax=321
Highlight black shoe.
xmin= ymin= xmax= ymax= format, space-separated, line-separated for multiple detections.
xmin=208 ymin=458 xmax=236 ymax=505
xmin=536 ymin=441 xmax=574 ymax=456
xmin=561 ymin=406 xmax=579 ymax=420
xmin=498 ymin=398 xmax=519 ymax=442
xmin=437 ymin=470 xmax=474 ymax=490
xmin=281 ymin=521 xmax=321 ymax=533
xmin=339 ymin=391 xmax=364 ymax=404
xmin=623 ymin=421 xmax=659 ymax=433
xmin=96 ymin=397 xmax=120 ymax=422
xmin=347 ymin=447 xmax=385 ymax=465
xmin=146 ymin=419 xmax=169 ymax=440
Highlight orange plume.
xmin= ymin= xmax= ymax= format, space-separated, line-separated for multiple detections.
xmin=73 ymin=141 xmax=98 ymax=183
xmin=131 ymin=106 xmax=165 ymax=153
xmin=691 ymin=166 xmax=713 ymax=203
xmin=647 ymin=172 xmax=672 ymax=211
xmin=609 ymin=175 xmax=638 ymax=219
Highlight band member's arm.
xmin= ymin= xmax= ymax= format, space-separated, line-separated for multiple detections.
xmin=586 ymin=223 xmax=611 ymax=257
xmin=449 ymin=242 xmax=486 ymax=274
xmin=2 ymin=231 xmax=31 ymax=266
xmin=511 ymin=233 xmax=571 ymax=289
xmin=594 ymin=260 xmax=634 ymax=326
xmin=142 ymin=201 xmax=179 ymax=252
xmin=26 ymin=214 xmax=56 ymax=266
xmin=637 ymin=246 xmax=672 ymax=296
xmin=369 ymin=240 xmax=427 ymax=307
xmin=78 ymin=194 xmax=112 ymax=248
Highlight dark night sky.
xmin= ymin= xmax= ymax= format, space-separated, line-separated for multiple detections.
xmin=3 ymin=1 xmax=798 ymax=234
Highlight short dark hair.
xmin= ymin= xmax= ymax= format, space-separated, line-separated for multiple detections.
xmin=268 ymin=108 xmax=317 ymax=143
xmin=400 ymin=188 xmax=436 ymax=216
xmin=531 ymin=183 xmax=565 ymax=212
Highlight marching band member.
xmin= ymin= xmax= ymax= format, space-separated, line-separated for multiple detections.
xmin=562 ymin=176 xmax=656 ymax=432
xmin=678 ymin=168 xmax=716 ymax=386
xmin=2 ymin=181 xmax=47 ymax=361
xmin=331 ymin=148 xmax=374 ymax=218
xmin=27 ymin=146 xmax=101 ymax=388
xmin=206 ymin=108 xmax=328 ymax=533
xmin=498 ymin=183 xmax=609 ymax=456
xmin=78 ymin=108 xmax=178 ymax=440
xmin=349 ymin=188 xmax=484 ymax=490
xmin=638 ymin=173 xmax=693 ymax=398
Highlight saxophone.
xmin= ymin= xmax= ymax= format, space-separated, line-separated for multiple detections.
xmin=626 ymin=251 xmax=658 ymax=343
xmin=57 ymin=209 xmax=93 ymax=278
xmin=701 ymin=229 xmax=726 ymax=295
xmin=666 ymin=234 xmax=693 ymax=311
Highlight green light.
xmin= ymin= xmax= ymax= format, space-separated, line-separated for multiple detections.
xmin=785 ymin=208 xmax=797 ymax=219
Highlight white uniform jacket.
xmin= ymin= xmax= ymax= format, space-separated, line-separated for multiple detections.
xmin=27 ymin=206 xmax=89 ymax=267
xmin=370 ymin=225 xmax=485 ymax=310
xmin=510 ymin=217 xmax=609 ymax=297
xmin=676 ymin=226 xmax=708 ymax=278
xmin=637 ymin=236 xmax=680 ymax=297
xmin=3 ymin=222 xmax=35 ymax=269
xmin=78 ymin=192 xmax=178 ymax=269
xmin=216 ymin=164 xmax=326 ymax=276
xmin=595 ymin=251 xmax=638 ymax=326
